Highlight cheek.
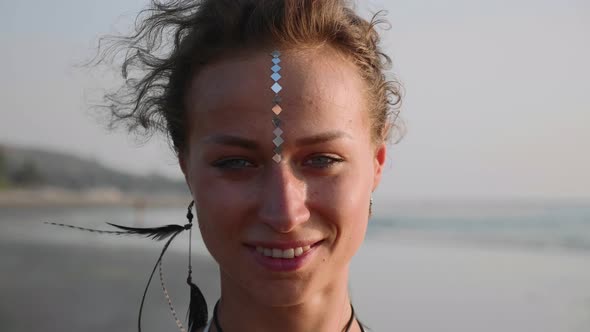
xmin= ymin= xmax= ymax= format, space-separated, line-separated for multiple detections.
xmin=312 ymin=166 xmax=372 ymax=233
xmin=191 ymin=172 xmax=248 ymax=255
xmin=194 ymin=195 xmax=241 ymax=266
xmin=335 ymin=187 xmax=371 ymax=260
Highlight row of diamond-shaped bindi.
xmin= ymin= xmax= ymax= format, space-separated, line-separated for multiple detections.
xmin=271 ymin=50 xmax=283 ymax=163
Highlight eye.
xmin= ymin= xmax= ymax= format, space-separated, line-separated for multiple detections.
xmin=303 ymin=155 xmax=344 ymax=168
xmin=212 ymin=158 xmax=256 ymax=169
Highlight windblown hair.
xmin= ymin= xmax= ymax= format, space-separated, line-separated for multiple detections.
xmin=95 ymin=0 xmax=403 ymax=153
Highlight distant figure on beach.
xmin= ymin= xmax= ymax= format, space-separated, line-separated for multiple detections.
xmin=91 ymin=0 xmax=402 ymax=331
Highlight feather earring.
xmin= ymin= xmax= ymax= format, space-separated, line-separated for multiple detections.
xmin=185 ymin=201 xmax=208 ymax=331
xmin=45 ymin=200 xmax=209 ymax=332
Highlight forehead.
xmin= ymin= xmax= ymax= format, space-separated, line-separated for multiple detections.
xmin=184 ymin=47 xmax=369 ymax=140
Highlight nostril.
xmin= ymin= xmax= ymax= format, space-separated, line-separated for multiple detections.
xmin=258 ymin=202 xmax=310 ymax=231
xmin=257 ymin=170 xmax=310 ymax=231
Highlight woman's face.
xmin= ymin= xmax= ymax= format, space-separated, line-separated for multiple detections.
xmin=180 ymin=46 xmax=386 ymax=305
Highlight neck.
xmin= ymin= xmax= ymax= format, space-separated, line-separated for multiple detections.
xmin=214 ymin=268 xmax=359 ymax=332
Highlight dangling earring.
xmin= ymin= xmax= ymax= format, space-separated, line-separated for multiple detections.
xmin=45 ymin=200 xmax=209 ymax=332
xmin=369 ymin=197 xmax=373 ymax=217
xmin=185 ymin=201 xmax=208 ymax=331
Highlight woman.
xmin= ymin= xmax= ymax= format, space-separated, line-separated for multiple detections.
xmin=91 ymin=0 xmax=402 ymax=331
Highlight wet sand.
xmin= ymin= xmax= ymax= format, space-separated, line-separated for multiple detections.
xmin=351 ymin=239 xmax=590 ymax=332
xmin=0 ymin=240 xmax=219 ymax=332
xmin=2 ymin=236 xmax=590 ymax=331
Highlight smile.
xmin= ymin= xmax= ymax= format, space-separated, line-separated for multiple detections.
xmin=256 ymin=245 xmax=312 ymax=259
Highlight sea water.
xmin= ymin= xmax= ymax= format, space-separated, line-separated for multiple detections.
xmin=1 ymin=199 xmax=589 ymax=253
xmin=368 ymin=199 xmax=590 ymax=253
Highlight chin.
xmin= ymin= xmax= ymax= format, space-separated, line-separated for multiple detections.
xmin=247 ymin=278 xmax=314 ymax=307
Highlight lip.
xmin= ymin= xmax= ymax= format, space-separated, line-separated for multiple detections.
xmin=245 ymin=240 xmax=323 ymax=272
xmin=246 ymin=240 xmax=321 ymax=250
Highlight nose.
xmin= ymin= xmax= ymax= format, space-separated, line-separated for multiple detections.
xmin=257 ymin=163 xmax=310 ymax=233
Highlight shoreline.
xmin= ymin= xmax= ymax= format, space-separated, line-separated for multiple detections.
xmin=0 ymin=187 xmax=190 ymax=207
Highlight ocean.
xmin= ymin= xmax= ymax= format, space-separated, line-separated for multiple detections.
xmin=2 ymin=199 xmax=589 ymax=252
xmin=369 ymin=199 xmax=590 ymax=253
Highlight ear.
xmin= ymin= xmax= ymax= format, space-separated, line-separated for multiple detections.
xmin=178 ymin=150 xmax=193 ymax=194
xmin=372 ymin=143 xmax=387 ymax=191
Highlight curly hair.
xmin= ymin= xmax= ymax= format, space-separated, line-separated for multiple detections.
xmin=94 ymin=0 xmax=403 ymax=154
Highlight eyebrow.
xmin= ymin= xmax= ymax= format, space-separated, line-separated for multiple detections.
xmin=295 ymin=131 xmax=352 ymax=147
xmin=202 ymin=135 xmax=259 ymax=150
xmin=202 ymin=130 xmax=351 ymax=149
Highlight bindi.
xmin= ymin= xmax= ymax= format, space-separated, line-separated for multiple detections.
xmin=270 ymin=50 xmax=283 ymax=163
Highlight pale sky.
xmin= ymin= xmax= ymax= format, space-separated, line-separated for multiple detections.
xmin=1 ymin=0 xmax=588 ymax=200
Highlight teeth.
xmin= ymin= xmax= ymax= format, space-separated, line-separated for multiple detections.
xmin=256 ymin=245 xmax=312 ymax=259
xmin=272 ymin=248 xmax=282 ymax=258
xmin=282 ymin=249 xmax=294 ymax=259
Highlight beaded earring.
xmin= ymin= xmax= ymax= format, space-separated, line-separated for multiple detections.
xmin=46 ymin=200 xmax=208 ymax=332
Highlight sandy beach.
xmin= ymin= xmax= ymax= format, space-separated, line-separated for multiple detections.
xmin=351 ymin=239 xmax=590 ymax=332
xmin=0 ymin=238 xmax=220 ymax=332
xmin=2 ymin=232 xmax=590 ymax=332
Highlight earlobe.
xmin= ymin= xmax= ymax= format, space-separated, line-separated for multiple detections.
xmin=178 ymin=151 xmax=193 ymax=194
xmin=372 ymin=143 xmax=387 ymax=191
xmin=179 ymin=151 xmax=187 ymax=177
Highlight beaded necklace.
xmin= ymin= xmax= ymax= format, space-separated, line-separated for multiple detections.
xmin=210 ymin=300 xmax=365 ymax=332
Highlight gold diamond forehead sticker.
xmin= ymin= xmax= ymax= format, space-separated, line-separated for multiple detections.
xmin=270 ymin=50 xmax=283 ymax=163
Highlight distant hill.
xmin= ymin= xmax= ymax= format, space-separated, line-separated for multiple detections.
xmin=0 ymin=144 xmax=188 ymax=194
